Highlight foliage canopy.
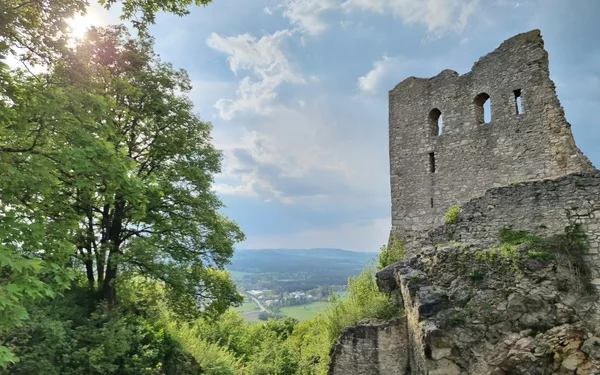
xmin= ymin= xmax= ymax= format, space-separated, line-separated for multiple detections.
xmin=0 ymin=0 xmax=247 ymax=367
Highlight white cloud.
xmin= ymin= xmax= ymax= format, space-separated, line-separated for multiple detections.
xmin=358 ymin=55 xmax=397 ymax=93
xmin=211 ymin=99 xmax=389 ymax=207
xmin=239 ymin=217 xmax=391 ymax=251
xmin=213 ymin=182 xmax=258 ymax=197
xmin=264 ymin=7 xmax=273 ymax=15
xmin=356 ymin=55 xmax=436 ymax=93
xmin=207 ymin=30 xmax=304 ymax=120
xmin=282 ymin=0 xmax=338 ymax=35
xmin=342 ymin=0 xmax=479 ymax=37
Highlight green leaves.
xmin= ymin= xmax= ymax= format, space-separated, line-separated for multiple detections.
xmin=1 ymin=0 xmax=245 ymax=367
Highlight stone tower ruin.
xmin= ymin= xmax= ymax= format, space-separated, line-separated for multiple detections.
xmin=389 ymin=29 xmax=594 ymax=247
xmin=329 ymin=30 xmax=600 ymax=375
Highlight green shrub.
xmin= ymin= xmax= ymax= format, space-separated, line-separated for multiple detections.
xmin=376 ymin=237 xmax=405 ymax=270
xmin=444 ymin=205 xmax=461 ymax=224
xmin=167 ymin=320 xmax=241 ymax=375
xmin=498 ymin=228 xmax=536 ymax=245
xmin=289 ymin=264 xmax=401 ymax=374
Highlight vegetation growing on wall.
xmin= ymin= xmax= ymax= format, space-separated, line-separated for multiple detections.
xmin=444 ymin=204 xmax=461 ymax=224
xmin=464 ymin=225 xmax=593 ymax=293
xmin=377 ymin=237 xmax=405 ymax=270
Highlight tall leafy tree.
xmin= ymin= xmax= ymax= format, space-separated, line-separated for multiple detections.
xmin=60 ymin=25 xmax=245 ymax=310
xmin=0 ymin=1 xmax=244 ymax=366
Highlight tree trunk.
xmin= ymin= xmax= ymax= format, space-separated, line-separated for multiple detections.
xmin=85 ymin=209 xmax=95 ymax=289
xmin=80 ymin=248 xmax=95 ymax=289
xmin=85 ymin=250 xmax=95 ymax=289
xmin=97 ymin=204 xmax=110 ymax=289
xmin=102 ymin=198 xmax=125 ymax=306
xmin=102 ymin=255 xmax=118 ymax=305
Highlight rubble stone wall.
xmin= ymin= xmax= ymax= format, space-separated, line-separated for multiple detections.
xmin=422 ymin=171 xmax=600 ymax=284
xmin=328 ymin=318 xmax=410 ymax=375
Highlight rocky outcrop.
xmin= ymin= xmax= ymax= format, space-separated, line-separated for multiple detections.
xmin=351 ymin=239 xmax=600 ymax=375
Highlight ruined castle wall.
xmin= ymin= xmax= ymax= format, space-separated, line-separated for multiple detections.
xmin=389 ymin=29 xmax=594 ymax=245
xmin=328 ymin=318 xmax=409 ymax=375
xmin=425 ymin=171 xmax=600 ymax=284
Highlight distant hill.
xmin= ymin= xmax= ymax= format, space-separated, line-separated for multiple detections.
xmin=227 ymin=248 xmax=376 ymax=274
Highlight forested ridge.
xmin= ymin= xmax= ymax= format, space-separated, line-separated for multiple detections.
xmin=0 ymin=1 xmax=401 ymax=373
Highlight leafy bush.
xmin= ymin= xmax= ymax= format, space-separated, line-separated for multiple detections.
xmin=167 ymin=263 xmax=402 ymax=375
xmin=289 ymin=264 xmax=401 ymax=374
xmin=444 ymin=205 xmax=461 ymax=224
xmin=376 ymin=237 xmax=405 ymax=270
xmin=167 ymin=321 xmax=240 ymax=375
xmin=2 ymin=285 xmax=196 ymax=375
xmin=4 ymin=263 xmax=401 ymax=375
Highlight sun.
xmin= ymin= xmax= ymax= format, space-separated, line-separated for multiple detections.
xmin=66 ymin=14 xmax=94 ymax=40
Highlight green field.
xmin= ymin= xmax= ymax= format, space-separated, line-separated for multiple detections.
xmin=234 ymin=301 xmax=259 ymax=314
xmin=228 ymin=270 xmax=253 ymax=280
xmin=334 ymin=290 xmax=348 ymax=298
xmin=279 ymin=302 xmax=330 ymax=321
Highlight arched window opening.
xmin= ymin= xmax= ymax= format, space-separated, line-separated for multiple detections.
xmin=474 ymin=93 xmax=491 ymax=124
xmin=514 ymin=89 xmax=523 ymax=114
xmin=428 ymin=108 xmax=443 ymax=136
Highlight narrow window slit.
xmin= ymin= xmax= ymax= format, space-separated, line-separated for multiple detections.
xmin=514 ymin=89 xmax=522 ymax=114
xmin=429 ymin=152 xmax=436 ymax=173
xmin=430 ymin=198 xmax=434 ymax=208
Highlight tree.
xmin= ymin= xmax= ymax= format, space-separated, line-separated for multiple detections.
xmin=57 ymin=25 xmax=244 ymax=309
xmin=0 ymin=23 xmax=244 ymax=369
xmin=0 ymin=61 xmax=89 ymax=367
xmin=0 ymin=0 xmax=214 ymax=64
xmin=0 ymin=0 xmax=236 ymax=367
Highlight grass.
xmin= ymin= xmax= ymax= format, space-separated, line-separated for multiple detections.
xmin=334 ymin=290 xmax=348 ymax=298
xmin=228 ymin=271 xmax=254 ymax=280
xmin=240 ymin=312 xmax=261 ymax=322
xmin=279 ymin=302 xmax=331 ymax=321
xmin=234 ymin=301 xmax=259 ymax=314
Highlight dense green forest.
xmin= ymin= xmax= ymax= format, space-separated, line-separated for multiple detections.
xmin=0 ymin=1 xmax=403 ymax=373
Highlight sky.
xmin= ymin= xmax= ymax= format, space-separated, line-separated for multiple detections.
xmin=81 ymin=0 xmax=599 ymax=252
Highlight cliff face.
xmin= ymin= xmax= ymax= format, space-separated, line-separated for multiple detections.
xmin=330 ymin=239 xmax=600 ymax=374
xmin=377 ymin=243 xmax=599 ymax=375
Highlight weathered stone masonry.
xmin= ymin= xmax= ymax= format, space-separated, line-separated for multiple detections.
xmin=328 ymin=318 xmax=409 ymax=375
xmin=389 ymin=29 xmax=594 ymax=244
xmin=426 ymin=171 xmax=600 ymax=284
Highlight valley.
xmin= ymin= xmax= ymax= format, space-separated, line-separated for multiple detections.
xmin=227 ymin=248 xmax=374 ymax=321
